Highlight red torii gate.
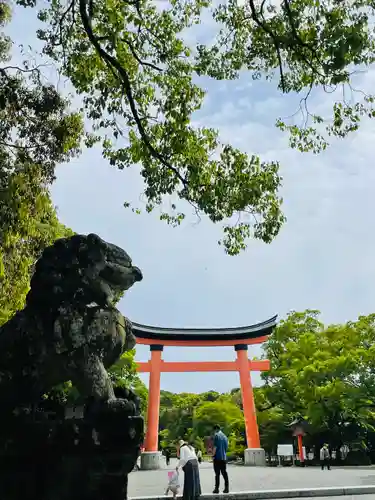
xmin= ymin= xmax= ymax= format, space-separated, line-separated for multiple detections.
xmin=132 ymin=316 xmax=277 ymax=469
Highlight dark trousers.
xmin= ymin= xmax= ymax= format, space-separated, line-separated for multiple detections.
xmin=321 ymin=458 xmax=330 ymax=470
xmin=213 ymin=459 xmax=229 ymax=491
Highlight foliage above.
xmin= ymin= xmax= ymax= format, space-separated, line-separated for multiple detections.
xmin=198 ymin=0 xmax=375 ymax=152
xmin=14 ymin=0 xmax=375 ymax=253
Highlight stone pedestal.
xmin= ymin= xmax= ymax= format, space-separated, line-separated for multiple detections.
xmin=244 ymin=448 xmax=266 ymax=466
xmin=0 ymin=412 xmax=144 ymax=500
xmin=140 ymin=451 xmax=162 ymax=470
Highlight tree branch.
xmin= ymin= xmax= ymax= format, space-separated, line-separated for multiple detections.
xmin=248 ymin=0 xmax=286 ymax=91
xmin=121 ymin=36 xmax=163 ymax=72
xmin=78 ymin=0 xmax=188 ymax=187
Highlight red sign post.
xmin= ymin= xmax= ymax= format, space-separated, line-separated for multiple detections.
xmin=289 ymin=418 xmax=309 ymax=465
xmin=292 ymin=427 xmax=306 ymax=463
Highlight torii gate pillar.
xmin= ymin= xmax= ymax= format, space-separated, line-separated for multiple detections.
xmin=235 ymin=345 xmax=265 ymax=466
xmin=140 ymin=345 xmax=163 ymax=470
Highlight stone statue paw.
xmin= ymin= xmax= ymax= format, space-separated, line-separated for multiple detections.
xmin=113 ymin=386 xmax=140 ymax=414
xmin=107 ymin=397 xmax=137 ymax=416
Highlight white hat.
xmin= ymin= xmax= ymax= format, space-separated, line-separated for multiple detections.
xmin=178 ymin=439 xmax=185 ymax=447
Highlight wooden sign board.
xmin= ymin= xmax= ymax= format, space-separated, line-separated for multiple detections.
xmin=277 ymin=444 xmax=293 ymax=456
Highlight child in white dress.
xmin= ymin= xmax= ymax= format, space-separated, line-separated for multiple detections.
xmin=165 ymin=469 xmax=180 ymax=498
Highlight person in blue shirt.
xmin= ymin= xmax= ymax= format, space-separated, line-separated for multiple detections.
xmin=212 ymin=424 xmax=229 ymax=494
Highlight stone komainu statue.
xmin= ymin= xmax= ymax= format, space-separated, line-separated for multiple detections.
xmin=0 ymin=233 xmax=143 ymax=414
xmin=0 ymin=233 xmax=144 ymax=500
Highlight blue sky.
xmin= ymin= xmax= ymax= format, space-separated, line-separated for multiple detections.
xmin=8 ymin=4 xmax=375 ymax=393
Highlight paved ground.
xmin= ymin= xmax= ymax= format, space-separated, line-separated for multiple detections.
xmin=128 ymin=459 xmax=375 ymax=498
xmin=297 ymin=497 xmax=375 ymax=500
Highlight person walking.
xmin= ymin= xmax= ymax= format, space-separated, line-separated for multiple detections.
xmin=320 ymin=443 xmax=331 ymax=470
xmin=197 ymin=449 xmax=202 ymax=464
xmin=165 ymin=448 xmax=171 ymax=466
xmin=176 ymin=439 xmax=201 ymax=500
xmin=212 ymin=424 xmax=229 ymax=494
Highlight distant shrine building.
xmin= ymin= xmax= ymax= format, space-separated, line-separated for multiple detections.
xmin=132 ymin=316 xmax=278 ymax=469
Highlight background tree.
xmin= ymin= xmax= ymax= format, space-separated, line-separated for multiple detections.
xmin=254 ymin=387 xmax=292 ymax=454
xmin=262 ymin=310 xmax=375 ymax=454
xmin=131 ymin=378 xmax=148 ymax=415
xmin=193 ymin=400 xmax=243 ymax=437
xmin=158 ymin=389 xmax=247 ymax=454
xmin=0 ymin=1 xmax=85 ymax=324
xmin=109 ymin=352 xmax=149 ymax=414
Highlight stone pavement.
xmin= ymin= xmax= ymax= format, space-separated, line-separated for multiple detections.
xmin=128 ymin=459 xmax=375 ymax=498
xmin=299 ymin=497 xmax=375 ymax=500
xmin=286 ymin=497 xmax=375 ymax=500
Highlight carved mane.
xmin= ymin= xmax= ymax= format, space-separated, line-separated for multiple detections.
xmin=25 ymin=233 xmax=134 ymax=311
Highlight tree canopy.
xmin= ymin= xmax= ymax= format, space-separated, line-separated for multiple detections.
xmin=14 ymin=0 xmax=375 ymax=254
xmin=261 ymin=310 xmax=375 ymax=451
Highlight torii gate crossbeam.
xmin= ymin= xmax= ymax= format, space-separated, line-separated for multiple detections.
xmin=137 ymin=359 xmax=270 ymax=372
